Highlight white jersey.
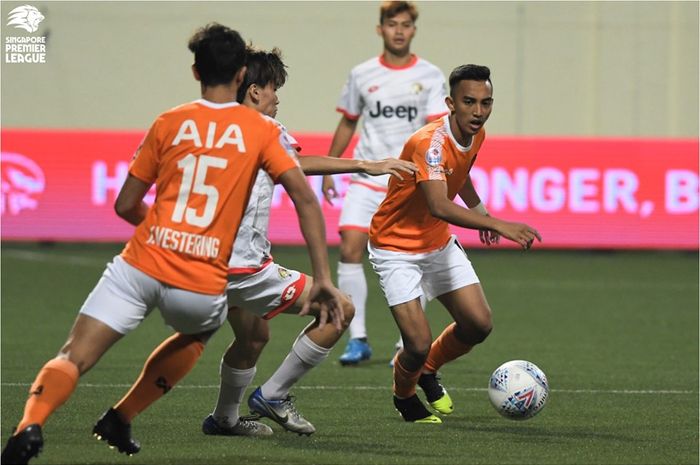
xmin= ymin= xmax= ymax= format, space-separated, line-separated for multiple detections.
xmin=228 ymin=118 xmax=299 ymax=272
xmin=336 ymin=54 xmax=448 ymax=187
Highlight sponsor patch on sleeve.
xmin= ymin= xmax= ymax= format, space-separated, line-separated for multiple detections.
xmin=425 ymin=146 xmax=442 ymax=167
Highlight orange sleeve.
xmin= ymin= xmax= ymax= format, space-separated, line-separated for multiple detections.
xmin=413 ymin=137 xmax=448 ymax=184
xmin=260 ymin=122 xmax=301 ymax=181
xmin=128 ymin=117 xmax=162 ymax=184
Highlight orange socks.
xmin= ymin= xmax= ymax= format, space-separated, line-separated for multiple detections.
xmin=16 ymin=358 xmax=79 ymax=432
xmin=392 ymin=355 xmax=423 ymax=399
xmin=114 ymin=333 xmax=204 ymax=422
xmin=424 ymin=323 xmax=474 ymax=373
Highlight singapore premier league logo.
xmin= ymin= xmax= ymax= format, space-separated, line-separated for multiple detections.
xmin=5 ymin=5 xmax=47 ymax=63
xmin=6 ymin=5 xmax=44 ymax=32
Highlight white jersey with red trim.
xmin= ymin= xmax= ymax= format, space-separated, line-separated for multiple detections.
xmin=228 ymin=118 xmax=300 ymax=271
xmin=336 ymin=54 xmax=448 ymax=187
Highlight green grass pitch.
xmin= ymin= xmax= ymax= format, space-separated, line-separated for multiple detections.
xmin=1 ymin=242 xmax=698 ymax=464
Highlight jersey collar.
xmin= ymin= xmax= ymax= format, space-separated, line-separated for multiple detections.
xmin=442 ymin=115 xmax=473 ymax=152
xmin=195 ymin=99 xmax=240 ymax=109
xmin=378 ymin=53 xmax=418 ymax=70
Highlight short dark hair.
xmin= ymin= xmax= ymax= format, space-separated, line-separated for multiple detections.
xmin=236 ymin=47 xmax=288 ymax=103
xmin=187 ymin=23 xmax=247 ymax=87
xmin=380 ymin=1 xmax=418 ymax=24
xmin=448 ymin=64 xmax=492 ymax=97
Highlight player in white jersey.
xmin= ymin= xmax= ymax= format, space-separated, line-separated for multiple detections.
xmin=209 ymin=48 xmax=417 ymax=436
xmin=106 ymin=48 xmax=417 ymax=438
xmin=322 ymin=1 xmax=448 ymax=365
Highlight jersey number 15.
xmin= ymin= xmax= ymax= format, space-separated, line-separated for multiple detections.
xmin=172 ymin=154 xmax=228 ymax=228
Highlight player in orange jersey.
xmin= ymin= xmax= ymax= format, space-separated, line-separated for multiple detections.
xmin=103 ymin=47 xmax=416 ymax=442
xmin=1 ymin=24 xmax=344 ymax=464
xmin=368 ymin=64 xmax=542 ymax=423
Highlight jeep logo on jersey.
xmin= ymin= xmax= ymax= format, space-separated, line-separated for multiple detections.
xmin=368 ymin=101 xmax=418 ymax=122
xmin=1 ymin=152 xmax=46 ymax=216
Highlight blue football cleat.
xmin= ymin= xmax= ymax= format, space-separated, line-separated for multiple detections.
xmin=247 ymin=387 xmax=315 ymax=435
xmin=339 ymin=338 xmax=372 ymax=365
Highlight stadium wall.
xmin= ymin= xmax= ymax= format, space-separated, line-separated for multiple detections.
xmin=1 ymin=1 xmax=698 ymax=137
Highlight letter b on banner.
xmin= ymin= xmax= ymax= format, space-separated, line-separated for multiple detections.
xmin=666 ymin=170 xmax=699 ymax=214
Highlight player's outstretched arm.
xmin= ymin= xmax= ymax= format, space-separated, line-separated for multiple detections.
xmin=300 ymin=156 xmax=417 ymax=179
xmin=421 ymin=180 xmax=542 ymax=250
xmin=278 ymin=167 xmax=346 ymax=330
xmin=114 ymin=174 xmax=152 ymax=226
xmin=322 ymin=116 xmax=359 ymax=204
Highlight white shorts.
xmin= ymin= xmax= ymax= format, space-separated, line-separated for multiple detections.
xmin=338 ymin=181 xmax=387 ymax=232
xmin=368 ymin=235 xmax=480 ymax=307
xmin=79 ymin=255 xmax=228 ymax=335
xmin=227 ymin=262 xmax=306 ymax=320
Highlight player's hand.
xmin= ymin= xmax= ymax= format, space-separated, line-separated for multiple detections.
xmin=479 ymin=228 xmax=500 ymax=246
xmin=321 ymin=175 xmax=338 ymax=206
xmin=495 ymin=221 xmax=542 ymax=250
xmin=299 ymin=279 xmax=345 ymax=331
xmin=363 ymin=159 xmax=417 ymax=179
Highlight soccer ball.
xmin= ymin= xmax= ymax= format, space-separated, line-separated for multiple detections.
xmin=488 ymin=360 xmax=549 ymax=420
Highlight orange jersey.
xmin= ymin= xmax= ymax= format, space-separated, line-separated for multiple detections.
xmin=369 ymin=115 xmax=485 ymax=253
xmin=121 ymin=99 xmax=299 ymax=294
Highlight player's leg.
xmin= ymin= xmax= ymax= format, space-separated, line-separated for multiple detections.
xmin=203 ymin=307 xmax=272 ymax=437
xmin=431 ymin=283 xmax=493 ymax=370
xmin=418 ymin=237 xmax=488 ymax=414
xmin=1 ymin=314 xmax=123 ymax=465
xmin=269 ymin=278 xmax=354 ymax=388
xmin=337 ymin=183 xmax=382 ymax=365
xmin=1 ymin=255 xmax=145 ymax=464
xmin=250 ymin=276 xmax=354 ymax=435
xmin=367 ymin=244 xmax=440 ymax=423
xmin=93 ymin=267 xmax=229 ymax=453
xmin=389 ymin=294 xmax=427 ymax=367
xmin=390 ymin=299 xmax=440 ymax=423
xmin=95 ymin=328 xmax=217 ymax=453
xmin=337 ymin=229 xmax=372 ymax=364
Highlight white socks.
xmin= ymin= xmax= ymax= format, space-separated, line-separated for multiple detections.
xmin=212 ymin=362 xmax=256 ymax=427
xmin=261 ymin=334 xmax=330 ymax=400
xmin=337 ymin=262 xmax=367 ymax=339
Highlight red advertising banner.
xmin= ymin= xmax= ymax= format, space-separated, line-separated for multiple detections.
xmin=1 ymin=129 xmax=698 ymax=249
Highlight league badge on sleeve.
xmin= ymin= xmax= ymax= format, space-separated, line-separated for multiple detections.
xmin=426 ymin=147 xmax=442 ymax=167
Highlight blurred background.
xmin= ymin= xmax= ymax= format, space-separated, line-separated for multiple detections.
xmin=2 ymin=1 xmax=698 ymax=135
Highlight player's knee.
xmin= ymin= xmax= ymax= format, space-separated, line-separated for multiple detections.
xmin=247 ymin=328 xmax=270 ymax=353
xmin=473 ymin=322 xmax=493 ymax=344
xmin=403 ymin=338 xmax=431 ymax=361
xmin=340 ymin=299 xmax=355 ymax=329
xmin=232 ymin=323 xmax=270 ymax=353
xmin=454 ymin=315 xmax=492 ymax=345
xmin=468 ymin=317 xmax=493 ymax=345
xmin=339 ymin=242 xmax=364 ymax=263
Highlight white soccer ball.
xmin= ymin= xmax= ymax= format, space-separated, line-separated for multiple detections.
xmin=488 ymin=360 xmax=549 ymax=420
